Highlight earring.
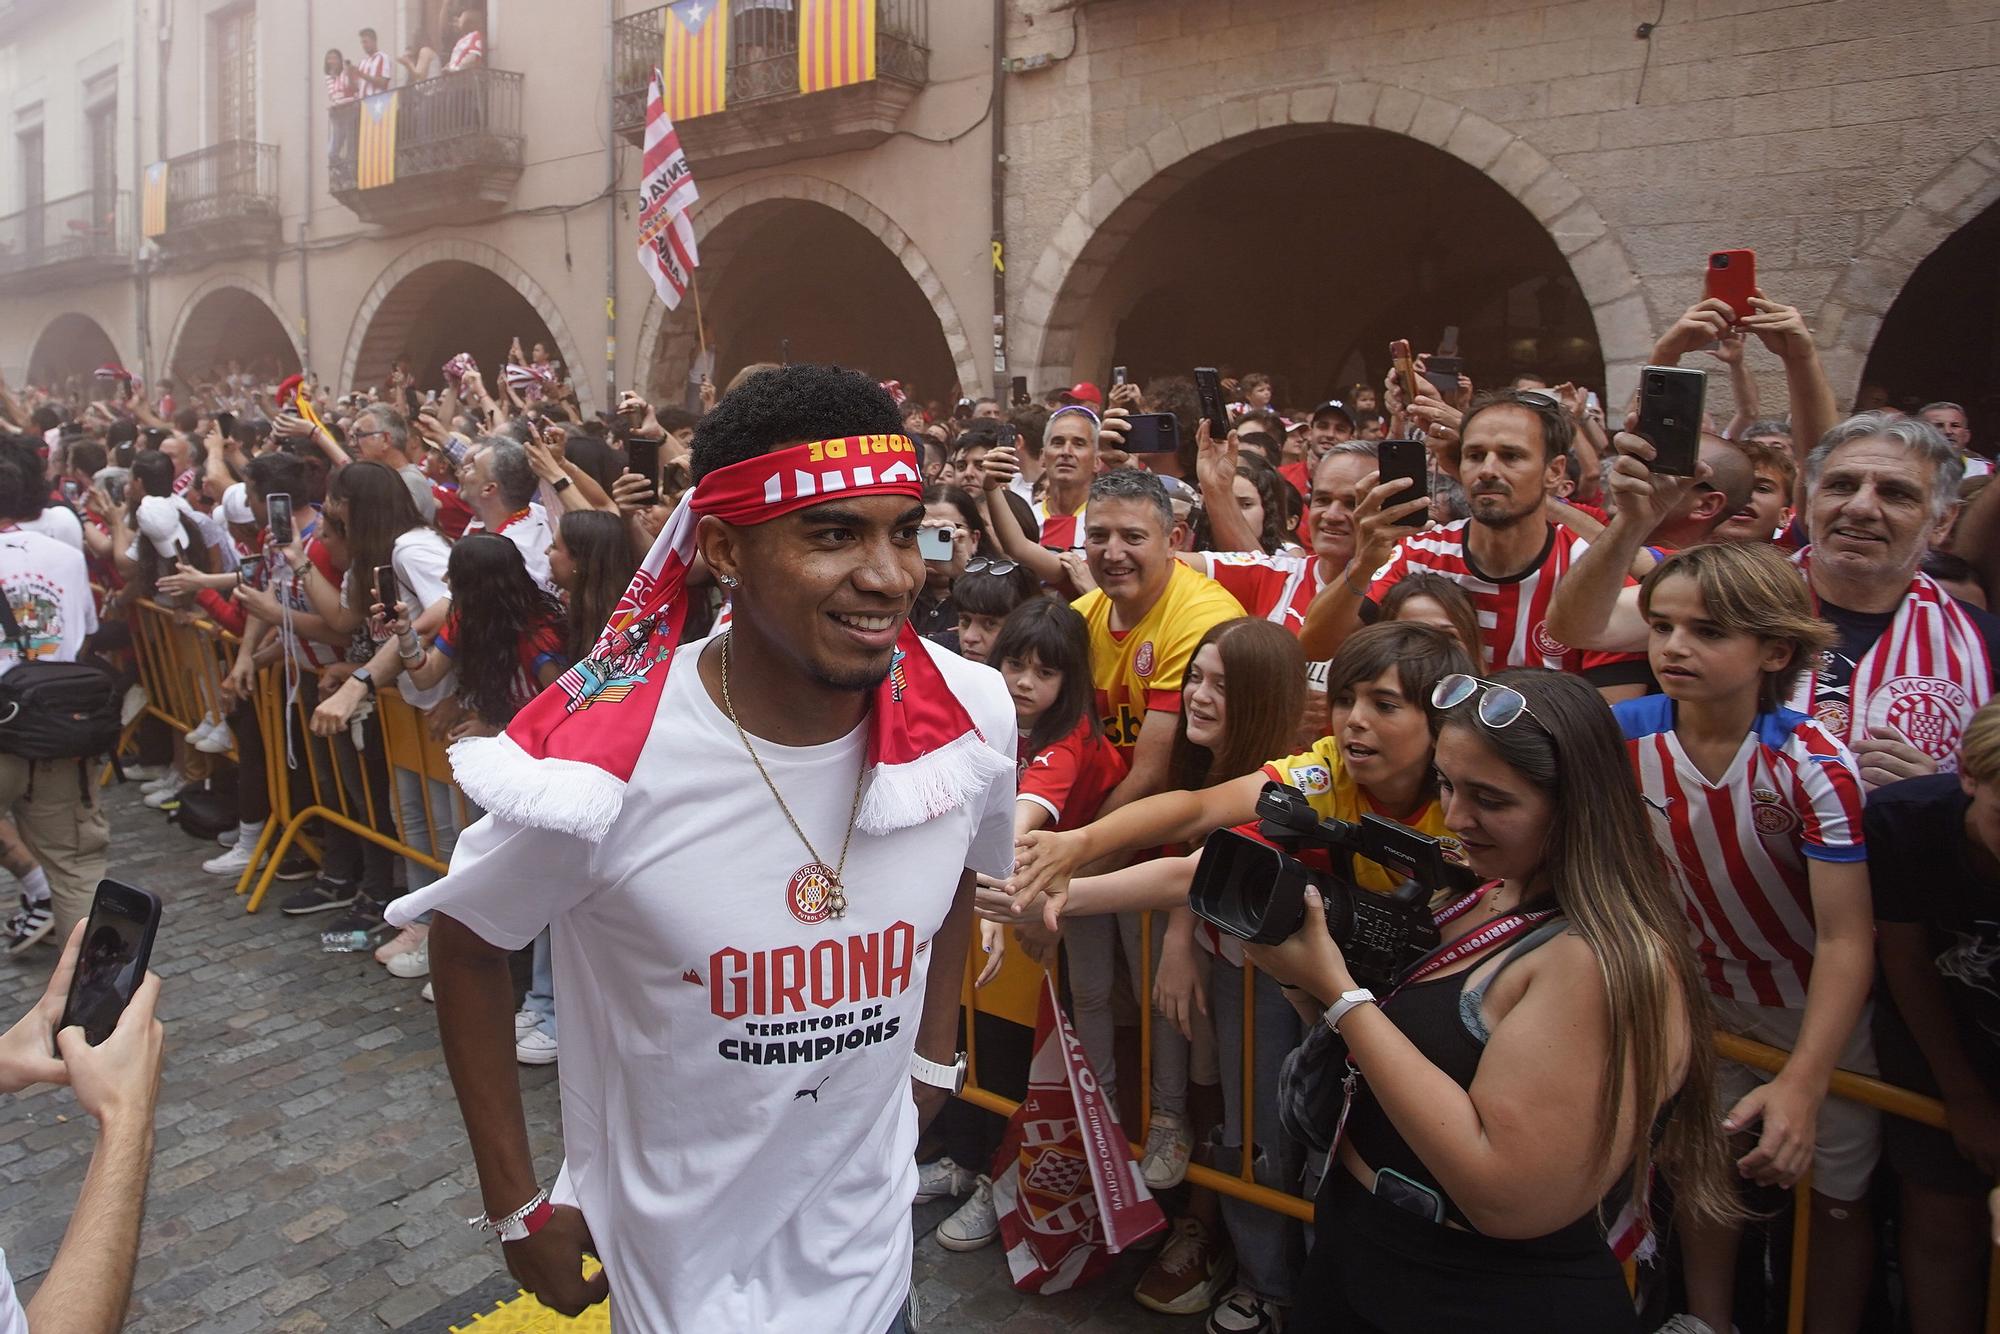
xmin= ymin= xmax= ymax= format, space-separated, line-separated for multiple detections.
xmin=718 ymin=573 xmax=738 ymax=588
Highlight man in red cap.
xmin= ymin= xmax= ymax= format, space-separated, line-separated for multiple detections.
xmin=1062 ymin=381 xmax=1104 ymax=409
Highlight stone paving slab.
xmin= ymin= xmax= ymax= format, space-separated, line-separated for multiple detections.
xmin=0 ymin=784 xmax=1190 ymax=1332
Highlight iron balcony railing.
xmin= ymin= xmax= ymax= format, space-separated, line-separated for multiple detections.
xmin=329 ymin=67 xmax=524 ymax=194
xmin=164 ymin=140 xmax=279 ymax=230
xmin=612 ymin=0 xmax=929 ymax=137
xmin=0 ymin=189 xmax=129 ymax=277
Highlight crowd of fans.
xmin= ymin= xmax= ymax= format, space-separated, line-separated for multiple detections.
xmin=0 ymin=278 xmax=1996 ymax=1332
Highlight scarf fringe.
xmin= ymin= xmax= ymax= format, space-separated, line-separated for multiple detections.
xmin=856 ymin=729 xmax=1011 ymax=835
xmin=449 ymin=732 xmax=627 ymax=843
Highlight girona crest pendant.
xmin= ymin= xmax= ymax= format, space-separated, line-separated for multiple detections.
xmin=788 ymin=862 xmax=847 ymax=925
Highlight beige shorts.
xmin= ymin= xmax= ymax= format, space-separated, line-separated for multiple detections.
xmin=1711 ymin=995 xmax=1881 ymax=1202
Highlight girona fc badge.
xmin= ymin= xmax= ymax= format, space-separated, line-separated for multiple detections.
xmin=1750 ymin=787 xmax=1796 ymax=837
xmin=1867 ymin=675 xmax=1971 ymax=763
xmin=1134 ymin=641 xmax=1157 ymax=679
xmin=787 ymin=861 xmax=844 ymax=924
xmin=1531 ymin=620 xmax=1568 ymax=661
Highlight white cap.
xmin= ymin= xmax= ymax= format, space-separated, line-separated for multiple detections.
xmin=136 ymin=496 xmax=188 ymax=559
xmin=222 ymin=482 xmax=255 ymax=525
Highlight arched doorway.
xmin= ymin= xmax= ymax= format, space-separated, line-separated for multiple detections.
xmin=347 ymin=260 xmax=565 ymax=401
xmin=165 ymin=281 xmax=301 ymax=391
xmin=27 ymin=314 xmax=122 ymax=395
xmin=1042 ymin=128 xmax=1601 ymax=408
xmin=637 ymin=177 xmax=977 ymax=409
xmin=1856 ymin=198 xmax=2000 ymax=423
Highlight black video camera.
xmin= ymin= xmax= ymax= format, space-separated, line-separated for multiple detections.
xmin=1189 ymin=781 xmax=1479 ymax=992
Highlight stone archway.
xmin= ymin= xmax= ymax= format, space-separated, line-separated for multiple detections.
xmin=26 ymin=313 xmax=122 ymax=392
xmin=163 ymin=276 xmax=303 ymax=388
xmin=340 ymin=239 xmax=594 ymax=414
xmin=1020 ymin=82 xmax=1650 ymax=401
xmin=633 ymin=174 xmax=980 ymax=401
xmin=1815 ymin=137 xmax=2000 ymax=404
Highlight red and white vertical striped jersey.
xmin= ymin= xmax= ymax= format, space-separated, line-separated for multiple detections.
xmin=1364 ymin=520 xmax=1582 ymax=671
xmin=1614 ymin=696 xmax=1867 ymax=1009
xmin=448 ymin=28 xmax=484 ymax=71
xmin=1200 ymin=550 xmax=1326 ymax=631
xmin=1035 ymin=496 xmax=1086 ymax=553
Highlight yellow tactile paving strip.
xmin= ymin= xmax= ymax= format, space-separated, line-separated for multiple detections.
xmin=449 ymin=1261 xmax=613 ymax=1332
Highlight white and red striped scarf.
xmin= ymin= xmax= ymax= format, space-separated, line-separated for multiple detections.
xmin=1790 ymin=548 xmax=1992 ymax=771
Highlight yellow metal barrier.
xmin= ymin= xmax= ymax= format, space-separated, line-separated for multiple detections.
xmin=125 ymin=598 xmax=241 ymax=765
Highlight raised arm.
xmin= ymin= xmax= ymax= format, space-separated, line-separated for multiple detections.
xmin=1740 ymin=293 xmax=1836 ymax=506
xmin=1298 ymin=472 xmax=1426 ymax=660
xmin=1193 ymin=421 xmax=1261 ymax=553
xmin=978 ymin=445 xmax=1067 ymax=587
xmin=1544 ymin=434 xmax=1701 ymax=654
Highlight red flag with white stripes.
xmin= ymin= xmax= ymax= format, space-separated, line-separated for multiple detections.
xmin=637 ymin=68 xmax=700 ymax=312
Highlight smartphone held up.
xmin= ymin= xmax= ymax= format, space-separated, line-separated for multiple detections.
xmin=1636 ymin=365 xmax=1706 ymax=476
xmin=57 ymin=880 xmax=161 ymax=1052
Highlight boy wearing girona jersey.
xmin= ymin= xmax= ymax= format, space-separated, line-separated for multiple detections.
xmin=395 ymin=368 xmax=1015 ymax=1333
xmin=1614 ymin=542 xmax=1876 ymax=1334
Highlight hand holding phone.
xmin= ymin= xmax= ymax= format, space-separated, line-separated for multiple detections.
xmin=1704 ymin=249 xmax=1757 ymax=320
xmin=1193 ymin=367 xmax=1231 ymax=441
xmin=1635 ymin=365 xmax=1707 ymax=476
xmin=57 ymin=881 xmax=162 ymax=1051
xmin=1390 ymin=340 xmax=1422 ymax=407
xmin=625 ymin=436 xmax=662 ymax=494
xmin=266 ymin=493 xmax=295 ymax=547
xmin=374 ymin=564 xmax=401 ymax=625
xmin=1376 ymin=440 xmax=1430 ymax=526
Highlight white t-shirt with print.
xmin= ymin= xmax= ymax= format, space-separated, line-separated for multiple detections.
xmin=0 ymin=528 xmax=97 ymax=673
xmin=19 ymin=505 xmax=83 ymax=553
xmin=389 ymin=636 xmax=1015 ymax=1334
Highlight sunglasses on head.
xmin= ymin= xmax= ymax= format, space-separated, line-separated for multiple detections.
xmin=1431 ymin=673 xmax=1544 ymax=733
xmin=964 ymin=557 xmax=1018 ymax=576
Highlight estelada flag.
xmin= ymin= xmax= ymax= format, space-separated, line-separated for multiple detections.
xmin=357 ymin=90 xmax=398 ymax=189
xmin=661 ymin=0 xmax=727 ymax=120
xmin=141 ymin=162 xmax=168 ymax=238
xmin=798 ymin=0 xmax=876 ymax=94
xmin=989 ymin=972 xmax=1165 ymax=1293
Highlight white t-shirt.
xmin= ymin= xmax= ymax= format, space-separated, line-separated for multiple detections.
xmin=467 ymin=504 xmax=555 ymax=592
xmin=343 ymin=529 xmax=457 ymax=710
xmin=0 ymin=528 xmax=97 ymax=673
xmin=19 ymin=505 xmax=83 ymax=553
xmin=0 ymin=1252 xmax=26 ymax=1334
xmin=391 ymin=637 xmax=1015 ymax=1333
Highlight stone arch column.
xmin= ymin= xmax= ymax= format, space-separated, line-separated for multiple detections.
xmin=632 ymin=174 xmax=980 ymax=399
xmin=1020 ymin=82 xmax=1650 ymax=400
xmin=163 ymin=275 xmax=304 ymax=382
xmin=339 ymin=238 xmax=596 ymax=415
xmin=1814 ymin=137 xmax=2000 ymax=403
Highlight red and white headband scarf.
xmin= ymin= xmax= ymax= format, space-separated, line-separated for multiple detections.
xmin=1788 ymin=548 xmax=1993 ymax=771
xmin=452 ymin=434 xmax=1007 ymax=841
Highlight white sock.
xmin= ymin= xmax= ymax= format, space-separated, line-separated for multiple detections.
xmin=19 ymin=866 xmax=48 ymax=905
xmin=239 ymin=820 xmax=266 ymax=839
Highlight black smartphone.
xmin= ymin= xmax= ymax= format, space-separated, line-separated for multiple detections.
xmin=1009 ymin=375 xmax=1029 ymax=407
xmin=216 ymin=411 xmax=237 ymax=439
xmin=374 ymin=564 xmax=399 ymax=619
xmin=57 ymin=880 xmax=161 ymax=1050
xmin=266 ymin=492 xmax=294 ymax=547
xmin=1636 ymin=365 xmax=1707 ymax=476
xmin=1377 ymin=439 xmax=1430 ymax=524
xmin=1193 ymin=367 xmax=1231 ymax=439
xmin=1112 ymin=365 xmax=1129 ymax=389
xmin=1420 ymin=355 xmax=1462 ymax=401
xmin=1121 ymin=412 xmax=1181 ymax=458
xmin=625 ymin=436 xmax=662 ymax=489
xmin=1373 ymin=1167 xmax=1446 ymax=1224
xmin=59 ymin=478 xmax=81 ymax=506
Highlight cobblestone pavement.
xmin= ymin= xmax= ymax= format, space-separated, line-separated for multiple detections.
xmin=0 ymin=785 xmax=1190 ymax=1332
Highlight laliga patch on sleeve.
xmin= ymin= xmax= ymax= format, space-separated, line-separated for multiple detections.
xmin=1290 ymin=763 xmax=1332 ymax=796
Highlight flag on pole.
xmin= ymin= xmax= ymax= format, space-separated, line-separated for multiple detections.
xmin=357 ymin=90 xmax=399 ymax=189
xmin=661 ymin=0 xmax=728 ymax=121
xmin=637 ymin=68 xmax=701 ymax=312
xmin=798 ymin=0 xmax=877 ymax=94
xmin=141 ymin=162 xmax=168 ymax=238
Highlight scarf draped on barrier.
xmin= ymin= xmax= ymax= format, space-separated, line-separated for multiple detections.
xmin=449 ymin=433 xmax=1009 ymax=841
xmin=1788 ymin=548 xmax=1993 ymax=770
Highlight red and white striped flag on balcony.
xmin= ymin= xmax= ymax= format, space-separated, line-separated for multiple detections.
xmin=637 ymin=68 xmax=701 ymax=312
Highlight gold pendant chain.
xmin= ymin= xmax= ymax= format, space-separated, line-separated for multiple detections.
xmin=720 ymin=632 xmax=866 ymax=916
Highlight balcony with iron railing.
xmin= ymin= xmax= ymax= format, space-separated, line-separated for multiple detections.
xmin=0 ymin=190 xmax=130 ymax=291
xmin=330 ymin=67 xmax=525 ymax=226
xmin=154 ymin=141 xmax=281 ymax=252
xmin=612 ymin=0 xmax=929 ymax=174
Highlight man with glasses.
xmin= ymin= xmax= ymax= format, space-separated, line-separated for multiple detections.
xmin=351 ymin=404 xmax=439 ymax=521
xmin=1299 ymin=389 xmax=1590 ymax=672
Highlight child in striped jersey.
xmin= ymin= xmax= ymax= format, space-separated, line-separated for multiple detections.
xmin=1614 ymin=542 xmax=1878 ymax=1334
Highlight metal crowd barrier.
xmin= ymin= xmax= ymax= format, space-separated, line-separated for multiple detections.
xmin=128 ymin=616 xmax=1997 ymax=1329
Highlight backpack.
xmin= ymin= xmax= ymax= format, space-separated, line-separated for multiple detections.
xmin=169 ymin=774 xmax=238 ymax=839
xmin=0 ymin=590 xmax=123 ymax=760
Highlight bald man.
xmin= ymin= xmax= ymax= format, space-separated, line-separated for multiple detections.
xmin=1643 ymin=433 xmax=1756 ymax=552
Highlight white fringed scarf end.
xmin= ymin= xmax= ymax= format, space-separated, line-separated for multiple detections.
xmin=448 ymin=732 xmax=629 ymax=843
xmin=855 ymin=729 xmax=1011 ymax=835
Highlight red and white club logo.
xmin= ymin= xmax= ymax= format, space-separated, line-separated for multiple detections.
xmin=787 ymin=862 xmax=837 ymax=925
xmin=1869 ymin=675 xmax=1971 ymax=762
xmin=1814 ymin=700 xmax=1851 ymax=738
xmin=1750 ymin=787 xmax=1796 ymax=838
xmin=1134 ymin=641 xmax=1157 ymax=679
xmin=1531 ymin=620 xmax=1568 ymax=661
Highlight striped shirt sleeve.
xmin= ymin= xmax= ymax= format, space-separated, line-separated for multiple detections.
xmin=1785 ymin=720 xmax=1867 ymax=862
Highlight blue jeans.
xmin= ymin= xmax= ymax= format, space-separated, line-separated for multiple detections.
xmin=1211 ymin=955 xmax=1306 ymax=1305
xmin=395 ymin=769 xmax=473 ymax=924
xmin=524 ymin=928 xmax=556 ymax=1039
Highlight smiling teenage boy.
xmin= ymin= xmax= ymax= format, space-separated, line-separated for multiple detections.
xmin=393 ymin=366 xmax=1016 ymax=1333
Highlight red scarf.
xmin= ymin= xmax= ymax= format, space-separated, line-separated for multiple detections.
xmin=451 ymin=434 xmax=1008 ymax=840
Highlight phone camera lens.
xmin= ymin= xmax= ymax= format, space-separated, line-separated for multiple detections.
xmin=1647 ymin=375 xmax=1666 ymax=393
xmin=1712 ymin=253 xmax=1730 ymax=269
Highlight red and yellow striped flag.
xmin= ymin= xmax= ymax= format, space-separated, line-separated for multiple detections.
xmin=799 ymin=0 xmax=876 ymax=94
xmin=357 ymin=90 xmax=398 ymax=189
xmin=141 ymin=162 xmax=168 ymax=238
xmin=662 ymin=0 xmax=728 ymax=121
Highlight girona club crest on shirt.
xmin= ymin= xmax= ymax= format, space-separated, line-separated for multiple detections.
xmin=1814 ymin=699 xmax=1851 ymax=738
xmin=1750 ymin=786 xmax=1797 ymax=838
xmin=1867 ymin=675 xmax=1972 ymax=764
xmin=1133 ymin=641 xmax=1157 ymax=679
xmin=787 ymin=862 xmax=838 ymax=925
xmin=1531 ymin=620 xmax=1568 ymax=660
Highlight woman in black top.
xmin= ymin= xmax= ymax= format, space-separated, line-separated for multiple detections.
xmin=1246 ymin=670 xmax=1738 ymax=1332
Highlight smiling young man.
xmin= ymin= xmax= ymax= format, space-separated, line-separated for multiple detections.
xmin=391 ymin=366 xmax=1015 ymax=1333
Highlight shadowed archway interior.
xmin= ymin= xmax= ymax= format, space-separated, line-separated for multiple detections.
xmin=1858 ymin=197 xmax=2000 ymax=423
xmin=350 ymin=260 xmax=562 ymax=397
xmin=27 ymin=314 xmax=122 ymax=395
xmin=168 ymin=288 xmax=301 ymax=391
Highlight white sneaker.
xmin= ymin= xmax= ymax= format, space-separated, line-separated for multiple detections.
xmin=194 ymin=719 xmax=235 ymax=755
xmin=1140 ymin=1112 xmax=1194 ymax=1190
xmin=515 ymin=1028 xmax=558 ymax=1065
xmin=122 ymin=763 xmax=163 ymax=782
xmin=141 ymin=771 xmax=180 ymax=795
xmin=935 ymin=1177 xmax=999 ymax=1251
xmin=201 ymin=842 xmax=257 ymax=876
xmin=915 ymin=1155 xmax=977 ymax=1204
xmin=384 ymin=938 xmax=430 ymax=979
xmin=1657 ymin=1319 xmax=1721 ymax=1334
xmin=1207 ymin=1288 xmax=1286 ymax=1334
xmin=374 ymin=922 xmax=428 ymax=965
xmin=514 ymin=1007 xmax=541 ymax=1038
xmin=420 ymin=981 xmax=434 ymax=1003
xmin=184 ymin=715 xmax=216 ymax=745
xmin=143 ymin=785 xmax=181 ymax=809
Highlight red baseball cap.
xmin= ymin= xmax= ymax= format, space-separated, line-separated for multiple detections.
xmin=1063 ymin=381 xmax=1103 ymax=407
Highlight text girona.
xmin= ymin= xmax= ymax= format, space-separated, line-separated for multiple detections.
xmin=709 ymin=921 xmax=918 ymax=1020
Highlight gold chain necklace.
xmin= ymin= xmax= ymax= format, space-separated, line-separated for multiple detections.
xmin=720 ymin=632 xmax=866 ymax=919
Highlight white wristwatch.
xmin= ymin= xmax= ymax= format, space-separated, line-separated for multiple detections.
xmin=1322 ymin=988 xmax=1376 ymax=1035
xmin=911 ymin=1051 xmax=967 ymax=1095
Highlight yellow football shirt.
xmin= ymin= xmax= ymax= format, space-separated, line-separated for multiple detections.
xmin=1260 ymin=736 xmax=1456 ymax=893
xmin=1074 ymin=561 xmax=1245 ymax=753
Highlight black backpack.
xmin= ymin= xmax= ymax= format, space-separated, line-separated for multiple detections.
xmin=0 ymin=590 xmax=123 ymax=761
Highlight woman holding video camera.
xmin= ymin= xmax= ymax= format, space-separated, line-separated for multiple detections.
xmin=1243 ymin=670 xmax=1735 ymax=1332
